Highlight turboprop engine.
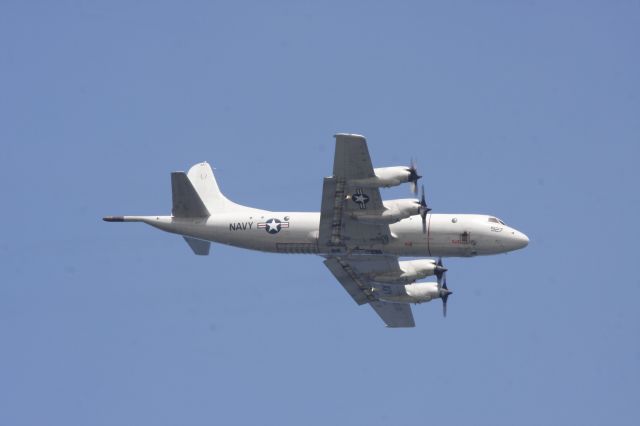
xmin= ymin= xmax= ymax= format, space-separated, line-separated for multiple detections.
xmin=373 ymin=260 xmax=452 ymax=316
xmin=351 ymin=164 xmax=421 ymax=192
xmin=351 ymin=198 xmax=420 ymax=224
xmin=374 ymin=282 xmax=441 ymax=304
xmin=372 ymin=259 xmax=446 ymax=284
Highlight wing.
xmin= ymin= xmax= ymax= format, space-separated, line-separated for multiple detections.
xmin=318 ymin=134 xmax=390 ymax=253
xmin=370 ymin=301 xmax=415 ymax=328
xmin=319 ymin=134 xmax=414 ymax=327
xmin=323 ymin=256 xmax=415 ymax=328
xmin=331 ymin=133 xmax=377 ymax=181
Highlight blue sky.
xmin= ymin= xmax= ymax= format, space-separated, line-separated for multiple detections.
xmin=1 ymin=1 xmax=639 ymax=425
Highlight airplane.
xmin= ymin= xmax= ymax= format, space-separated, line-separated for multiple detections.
xmin=104 ymin=133 xmax=528 ymax=327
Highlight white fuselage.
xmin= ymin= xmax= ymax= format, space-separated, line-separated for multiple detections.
xmin=125 ymin=211 xmax=529 ymax=257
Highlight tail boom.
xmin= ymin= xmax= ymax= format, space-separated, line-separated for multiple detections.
xmin=102 ymin=215 xmax=171 ymax=223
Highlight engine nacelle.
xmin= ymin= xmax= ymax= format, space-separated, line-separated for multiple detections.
xmin=351 ymin=198 xmax=420 ymax=224
xmin=373 ymin=259 xmax=438 ymax=284
xmin=374 ymin=282 xmax=440 ymax=304
xmin=350 ymin=166 xmax=411 ymax=188
xmin=383 ymin=199 xmax=421 ymax=219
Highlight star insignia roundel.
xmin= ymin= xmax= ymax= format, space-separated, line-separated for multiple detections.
xmin=351 ymin=188 xmax=370 ymax=209
xmin=265 ymin=218 xmax=281 ymax=234
xmin=257 ymin=218 xmax=290 ymax=234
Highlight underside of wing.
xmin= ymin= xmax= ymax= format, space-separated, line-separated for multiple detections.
xmin=319 ymin=134 xmax=390 ymax=253
xmin=332 ymin=133 xmax=376 ymax=180
xmin=370 ymin=301 xmax=415 ymax=328
xmin=323 ymin=257 xmax=374 ymax=305
xmin=323 ymin=255 xmax=415 ymax=328
xmin=319 ymin=135 xmax=417 ymax=327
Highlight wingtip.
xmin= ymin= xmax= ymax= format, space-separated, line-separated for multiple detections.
xmin=334 ymin=132 xmax=366 ymax=140
xmin=103 ymin=216 xmax=125 ymax=222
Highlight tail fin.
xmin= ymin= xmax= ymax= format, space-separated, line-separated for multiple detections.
xmin=186 ymin=162 xmax=245 ymax=213
xmin=171 ymin=172 xmax=210 ymax=218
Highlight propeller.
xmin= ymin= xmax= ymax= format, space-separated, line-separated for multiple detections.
xmin=418 ymin=184 xmax=431 ymax=233
xmin=407 ymin=159 xmax=421 ymax=194
xmin=441 ymin=277 xmax=452 ymax=317
xmin=434 ymin=257 xmax=447 ymax=283
xmin=435 ymin=258 xmax=452 ymax=317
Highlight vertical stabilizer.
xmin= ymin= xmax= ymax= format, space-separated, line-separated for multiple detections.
xmin=187 ymin=162 xmax=246 ymax=213
xmin=171 ymin=172 xmax=210 ymax=218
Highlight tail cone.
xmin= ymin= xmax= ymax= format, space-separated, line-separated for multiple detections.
xmin=103 ymin=216 xmax=125 ymax=222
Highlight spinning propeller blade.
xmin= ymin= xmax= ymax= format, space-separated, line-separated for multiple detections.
xmin=435 ymin=257 xmax=447 ymax=285
xmin=408 ymin=159 xmax=421 ymax=194
xmin=418 ymin=184 xmax=431 ymax=234
xmin=441 ymin=276 xmax=452 ymax=317
xmin=435 ymin=258 xmax=452 ymax=317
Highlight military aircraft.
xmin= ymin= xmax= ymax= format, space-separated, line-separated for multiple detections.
xmin=104 ymin=133 xmax=528 ymax=327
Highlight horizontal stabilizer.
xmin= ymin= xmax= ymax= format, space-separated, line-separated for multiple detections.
xmin=183 ymin=236 xmax=211 ymax=255
xmin=171 ymin=172 xmax=210 ymax=218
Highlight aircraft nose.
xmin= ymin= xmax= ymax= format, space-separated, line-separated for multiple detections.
xmin=513 ymin=230 xmax=529 ymax=249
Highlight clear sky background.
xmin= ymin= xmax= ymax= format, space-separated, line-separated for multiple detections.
xmin=1 ymin=1 xmax=639 ymax=425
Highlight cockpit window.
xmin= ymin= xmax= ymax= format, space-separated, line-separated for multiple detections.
xmin=489 ymin=217 xmax=506 ymax=225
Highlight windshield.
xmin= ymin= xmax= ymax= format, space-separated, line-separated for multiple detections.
xmin=489 ymin=217 xmax=506 ymax=225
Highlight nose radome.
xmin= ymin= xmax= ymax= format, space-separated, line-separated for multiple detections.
xmin=515 ymin=231 xmax=529 ymax=249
